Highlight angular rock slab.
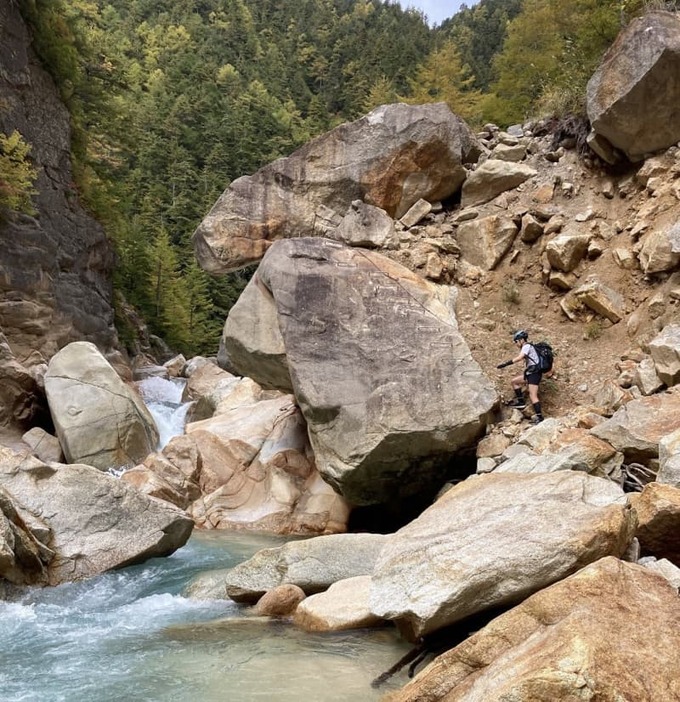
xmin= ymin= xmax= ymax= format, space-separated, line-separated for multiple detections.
xmin=639 ymin=223 xmax=680 ymax=274
xmin=0 ymin=484 xmax=52 ymax=585
xmin=590 ymin=386 xmax=680 ymax=463
xmin=546 ymin=231 xmax=590 ymax=273
xmin=0 ymin=446 xmax=193 ymax=585
xmin=455 ymin=215 xmax=518 ymax=271
xmin=587 ymin=11 xmax=680 ymax=160
xmin=658 ymin=427 xmax=680 ymax=487
xmin=649 ymin=323 xmax=680 ymax=387
xmin=224 ymin=238 xmax=498 ymax=505
xmin=45 ymin=342 xmax=159 ymax=470
xmin=193 ymin=102 xmax=480 ymax=273
xmin=293 ymin=575 xmax=384 ymax=632
xmin=370 ymin=472 xmax=634 ymax=639
xmin=386 ymin=557 xmax=680 ymax=702
xmin=121 ymin=433 xmax=202 ymax=510
xmin=572 ymin=279 xmax=625 ymax=323
xmin=217 ymin=532 xmax=387 ymax=603
xmin=460 ymin=159 xmax=536 ymax=208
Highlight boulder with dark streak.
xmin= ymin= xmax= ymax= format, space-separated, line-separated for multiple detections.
xmin=222 ymin=238 xmax=497 ymax=506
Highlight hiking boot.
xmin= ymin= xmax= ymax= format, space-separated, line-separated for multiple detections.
xmin=508 ymin=399 xmax=527 ymax=409
xmin=531 ymin=415 xmax=544 ymax=425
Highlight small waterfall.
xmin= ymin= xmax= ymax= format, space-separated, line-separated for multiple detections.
xmin=137 ymin=376 xmax=193 ymax=449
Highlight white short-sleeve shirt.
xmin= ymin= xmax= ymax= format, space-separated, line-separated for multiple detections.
xmin=521 ymin=342 xmax=540 ymax=367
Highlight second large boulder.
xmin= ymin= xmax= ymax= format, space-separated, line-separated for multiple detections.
xmin=587 ymin=11 xmax=680 ymax=161
xmin=222 ymin=238 xmax=497 ymax=505
xmin=370 ymin=472 xmax=635 ymax=639
xmin=45 ymin=342 xmax=159 ymax=470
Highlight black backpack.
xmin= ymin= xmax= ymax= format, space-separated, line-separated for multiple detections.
xmin=532 ymin=342 xmax=554 ymax=372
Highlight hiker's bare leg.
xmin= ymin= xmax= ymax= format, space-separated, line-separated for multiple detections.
xmin=527 ymin=383 xmax=539 ymax=404
xmin=511 ymin=375 xmax=525 ymax=391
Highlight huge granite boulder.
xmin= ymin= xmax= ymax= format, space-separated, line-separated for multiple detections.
xmin=193 ymin=103 xmax=480 ymax=273
xmin=386 ymin=557 xmax=680 ymax=702
xmin=587 ymin=11 xmax=680 ymax=161
xmin=44 ymin=342 xmax=159 ymax=470
xmin=0 ymin=446 xmax=193 ymax=585
xmin=370 ymin=472 xmax=634 ymax=639
xmin=218 ymin=275 xmax=292 ymax=392
xmin=222 ymin=238 xmax=497 ymax=505
xmin=0 ymin=2 xmax=116 ymax=359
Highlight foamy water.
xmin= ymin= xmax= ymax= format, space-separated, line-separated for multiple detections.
xmin=0 ymin=533 xmax=410 ymax=702
xmin=1 ymin=375 xmax=412 ymax=700
xmin=137 ymin=376 xmax=192 ymax=449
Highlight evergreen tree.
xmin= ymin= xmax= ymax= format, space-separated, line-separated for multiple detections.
xmin=184 ymin=261 xmax=223 ymax=355
xmin=363 ymin=76 xmax=398 ymax=113
xmin=484 ymin=0 xmax=637 ymax=124
xmin=442 ymin=0 xmax=522 ymax=91
xmin=146 ymin=230 xmax=191 ymax=352
xmin=404 ymin=40 xmax=482 ymax=123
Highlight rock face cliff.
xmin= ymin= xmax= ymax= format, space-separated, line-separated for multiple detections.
xmin=0 ymin=2 xmax=117 ymax=362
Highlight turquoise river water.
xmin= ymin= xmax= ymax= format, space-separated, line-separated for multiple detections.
xmin=0 ymin=531 xmax=411 ymax=702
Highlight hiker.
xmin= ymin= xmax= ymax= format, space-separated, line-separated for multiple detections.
xmin=496 ymin=330 xmax=548 ymax=424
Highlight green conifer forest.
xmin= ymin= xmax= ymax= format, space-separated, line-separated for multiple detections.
xmin=13 ymin=0 xmax=653 ymax=355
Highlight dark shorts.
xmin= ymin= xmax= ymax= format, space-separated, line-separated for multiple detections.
xmin=524 ymin=369 xmax=542 ymax=385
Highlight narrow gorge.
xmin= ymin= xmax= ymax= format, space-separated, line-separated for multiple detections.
xmin=2 ymin=3 xmax=680 ymax=701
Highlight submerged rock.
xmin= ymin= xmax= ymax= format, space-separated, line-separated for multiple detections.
xmin=192 ymin=532 xmax=387 ymax=604
xmin=293 ymin=575 xmax=384 ymax=632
